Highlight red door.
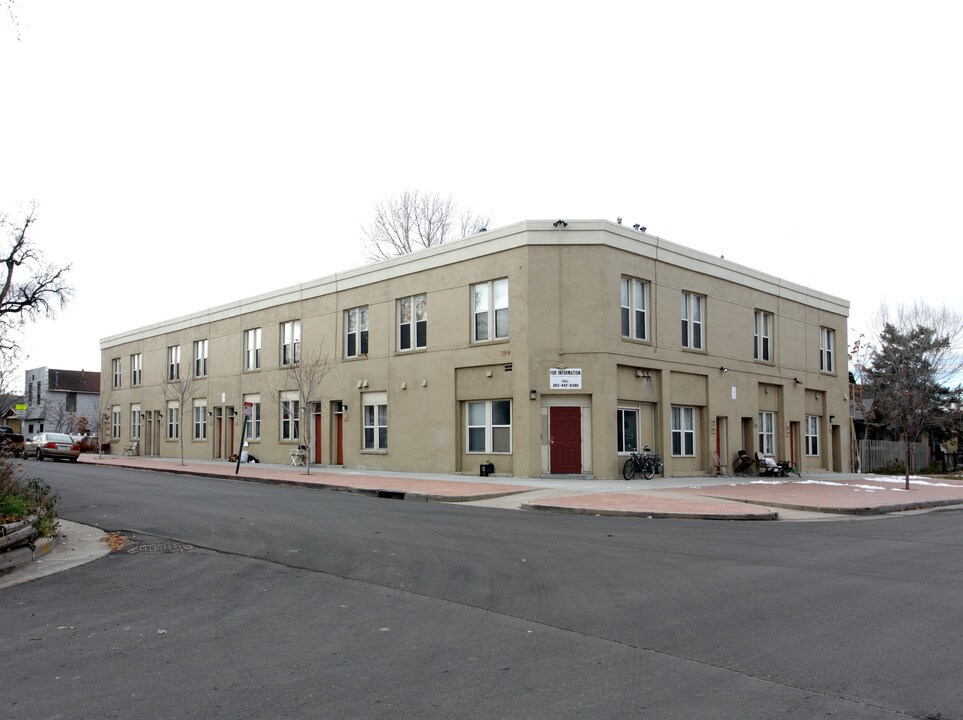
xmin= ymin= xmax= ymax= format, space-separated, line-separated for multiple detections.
xmin=314 ymin=413 xmax=323 ymax=464
xmin=550 ymin=406 xmax=582 ymax=474
xmin=335 ymin=413 xmax=344 ymax=464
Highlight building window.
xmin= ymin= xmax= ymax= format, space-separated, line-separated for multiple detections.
xmin=193 ymin=340 xmax=209 ymax=377
xmin=754 ymin=310 xmax=773 ymax=362
xmin=681 ymin=292 xmax=704 ymax=350
xmin=66 ymin=392 xmax=77 ymax=413
xmin=130 ymin=353 xmax=142 ymax=386
xmin=130 ymin=404 xmax=141 ymax=439
xmin=345 ymin=306 xmax=369 ymax=358
xmin=111 ymin=358 xmax=122 ymax=389
xmin=617 ymin=407 xmax=639 ymax=453
xmin=363 ymin=392 xmax=388 ymax=450
xmin=758 ymin=411 xmax=776 ymax=456
xmin=243 ymin=393 xmax=261 ymax=440
xmin=280 ymin=391 xmax=300 ymax=441
xmin=805 ymin=415 xmax=819 ymax=456
xmin=111 ymin=406 xmax=121 ymax=440
xmin=244 ymin=328 xmax=261 ymax=371
xmin=398 ymin=294 xmax=427 ymax=351
xmin=167 ymin=401 xmax=180 ymax=440
xmin=467 ymin=399 xmax=512 ymax=453
xmin=620 ymin=277 xmax=649 ymax=341
xmin=472 ymin=278 xmax=509 ymax=342
xmin=671 ymin=406 xmax=695 ymax=457
xmin=820 ymin=327 xmax=835 ymax=373
xmin=167 ymin=346 xmax=181 ymax=381
xmin=193 ymin=399 xmax=207 ymax=440
xmin=281 ymin=320 xmax=301 ymax=366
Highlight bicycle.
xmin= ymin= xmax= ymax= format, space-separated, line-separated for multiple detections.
xmin=623 ymin=445 xmax=658 ymax=480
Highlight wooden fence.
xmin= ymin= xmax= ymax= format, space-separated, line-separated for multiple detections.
xmin=858 ymin=439 xmax=929 ymax=473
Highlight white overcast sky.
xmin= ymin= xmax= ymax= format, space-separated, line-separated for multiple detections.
xmin=2 ymin=1 xmax=961 ymax=389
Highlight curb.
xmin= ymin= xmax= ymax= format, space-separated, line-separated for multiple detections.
xmin=522 ymin=501 xmax=779 ymax=521
xmin=0 ymin=528 xmax=62 ymax=573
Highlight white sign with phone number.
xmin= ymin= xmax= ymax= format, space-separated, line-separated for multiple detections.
xmin=549 ymin=368 xmax=582 ymax=389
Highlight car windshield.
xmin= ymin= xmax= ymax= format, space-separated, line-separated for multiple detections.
xmin=45 ymin=433 xmax=72 ymax=443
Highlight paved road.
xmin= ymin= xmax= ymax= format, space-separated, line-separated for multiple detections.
xmin=2 ymin=462 xmax=962 ymax=719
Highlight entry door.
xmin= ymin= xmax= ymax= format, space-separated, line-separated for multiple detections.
xmin=214 ymin=408 xmax=223 ymax=459
xmin=335 ymin=413 xmax=344 ymax=464
xmin=145 ymin=417 xmax=153 ymax=456
xmin=550 ymin=406 xmax=582 ymax=474
xmin=314 ymin=412 xmax=323 ymax=464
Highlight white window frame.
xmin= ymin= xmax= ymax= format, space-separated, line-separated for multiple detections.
xmin=754 ymin=310 xmax=773 ymax=362
xmin=280 ymin=390 xmax=300 ymax=441
xmin=398 ymin=294 xmax=427 ymax=351
xmin=193 ymin=399 xmax=207 ymax=441
xmin=620 ymin=277 xmax=649 ymax=341
xmin=681 ymin=292 xmax=704 ymax=350
xmin=167 ymin=345 xmax=181 ymax=381
xmin=472 ymin=278 xmax=509 ymax=342
xmin=130 ymin=353 xmax=142 ymax=386
xmin=617 ymin=406 xmax=639 ymax=454
xmin=805 ymin=415 xmax=820 ymax=456
xmin=363 ymin=391 xmax=388 ymax=451
xmin=243 ymin=393 xmax=261 ymax=440
xmin=345 ymin=306 xmax=369 ymax=358
xmin=130 ymin=404 xmax=141 ymax=440
xmin=758 ymin=411 xmax=776 ymax=456
xmin=281 ymin=320 xmax=301 ymax=366
xmin=244 ymin=328 xmax=262 ymax=371
xmin=111 ymin=358 xmax=122 ymax=389
xmin=166 ymin=401 xmax=180 ymax=440
xmin=193 ymin=339 xmax=209 ymax=377
xmin=466 ymin=399 xmax=512 ymax=454
xmin=671 ymin=406 xmax=696 ymax=457
xmin=820 ymin=327 xmax=835 ymax=373
xmin=111 ymin=405 xmax=121 ymax=440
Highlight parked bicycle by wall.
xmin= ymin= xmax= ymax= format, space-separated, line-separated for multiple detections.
xmin=623 ymin=445 xmax=661 ymax=480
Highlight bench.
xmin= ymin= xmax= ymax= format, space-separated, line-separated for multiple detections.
xmin=123 ymin=441 xmax=139 ymax=456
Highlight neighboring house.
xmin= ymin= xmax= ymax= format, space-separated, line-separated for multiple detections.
xmin=23 ymin=367 xmax=101 ymax=436
xmin=99 ymin=219 xmax=851 ymax=479
xmin=0 ymin=393 xmax=25 ymax=434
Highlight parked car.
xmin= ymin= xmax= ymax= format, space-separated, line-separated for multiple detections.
xmin=25 ymin=432 xmax=80 ymax=462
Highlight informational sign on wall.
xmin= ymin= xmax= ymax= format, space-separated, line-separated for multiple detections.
xmin=550 ymin=368 xmax=582 ymax=390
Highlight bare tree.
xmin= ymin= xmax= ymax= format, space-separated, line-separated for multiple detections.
xmin=161 ymin=370 xmax=198 ymax=466
xmin=1 ymin=204 xmax=73 ymax=334
xmin=362 ymin=190 xmax=491 ymax=262
xmin=271 ymin=346 xmax=331 ymax=474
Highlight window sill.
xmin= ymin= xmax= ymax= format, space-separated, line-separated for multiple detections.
xmin=361 ymin=449 xmax=388 ymax=455
xmin=471 ymin=337 xmax=510 ymax=347
xmin=620 ymin=336 xmax=651 ymax=346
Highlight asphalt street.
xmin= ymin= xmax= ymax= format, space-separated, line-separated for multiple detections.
xmin=2 ymin=462 xmax=962 ymax=719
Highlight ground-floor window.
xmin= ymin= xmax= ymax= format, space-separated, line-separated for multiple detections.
xmin=111 ymin=405 xmax=121 ymax=440
xmin=617 ymin=406 xmax=639 ymax=453
xmin=758 ymin=411 xmax=776 ymax=455
xmin=805 ymin=415 xmax=819 ymax=456
xmin=130 ymin=404 xmax=141 ymax=439
xmin=193 ymin=399 xmax=207 ymax=440
xmin=363 ymin=391 xmax=388 ymax=450
xmin=280 ymin=391 xmax=300 ymax=441
xmin=244 ymin=394 xmax=261 ymax=440
xmin=467 ymin=399 xmax=512 ymax=453
xmin=671 ymin=406 xmax=695 ymax=456
xmin=167 ymin=401 xmax=180 ymax=440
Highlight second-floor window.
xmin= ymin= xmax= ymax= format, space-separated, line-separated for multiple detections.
xmin=281 ymin=320 xmax=301 ymax=366
xmin=167 ymin=346 xmax=180 ymax=381
xmin=820 ymin=327 xmax=835 ymax=373
xmin=244 ymin=328 xmax=261 ymax=370
xmin=346 ymin=306 xmax=369 ymax=358
xmin=754 ymin=311 xmax=773 ymax=362
xmin=681 ymin=292 xmax=704 ymax=350
xmin=130 ymin=353 xmax=142 ymax=386
xmin=111 ymin=358 xmax=122 ymax=389
xmin=473 ymin=278 xmax=508 ymax=342
xmin=194 ymin=339 xmax=208 ymax=377
xmin=620 ymin=277 xmax=649 ymax=341
xmin=398 ymin=295 xmax=427 ymax=351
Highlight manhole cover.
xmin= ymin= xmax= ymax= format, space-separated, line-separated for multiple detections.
xmin=126 ymin=541 xmax=194 ymax=554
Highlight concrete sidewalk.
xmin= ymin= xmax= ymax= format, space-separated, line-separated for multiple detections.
xmin=75 ymin=454 xmax=963 ymax=521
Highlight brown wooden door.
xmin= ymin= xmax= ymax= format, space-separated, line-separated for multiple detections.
xmin=550 ymin=406 xmax=582 ymax=474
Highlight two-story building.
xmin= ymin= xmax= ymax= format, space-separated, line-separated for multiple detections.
xmin=23 ymin=367 xmax=101 ymax=436
xmin=99 ymin=220 xmax=850 ymax=479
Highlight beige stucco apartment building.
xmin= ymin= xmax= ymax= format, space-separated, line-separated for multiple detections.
xmin=99 ymin=219 xmax=850 ymax=479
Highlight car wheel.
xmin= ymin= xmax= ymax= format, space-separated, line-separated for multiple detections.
xmin=35 ymin=449 xmax=44 ymax=461
xmin=69 ymin=456 xmax=79 ymax=463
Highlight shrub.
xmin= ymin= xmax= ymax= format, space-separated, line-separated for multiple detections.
xmin=0 ymin=456 xmax=59 ymax=536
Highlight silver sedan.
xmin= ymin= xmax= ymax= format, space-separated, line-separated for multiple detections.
xmin=25 ymin=432 xmax=81 ymax=462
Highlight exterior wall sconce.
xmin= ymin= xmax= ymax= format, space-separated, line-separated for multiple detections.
xmin=530 ymin=389 xmax=537 ymax=401
xmin=720 ymin=367 xmax=729 ymax=373
xmin=793 ymin=378 xmax=802 ymax=384
xmin=553 ymin=219 xmax=568 ymax=228
xmin=830 ymin=415 xmax=836 ymax=423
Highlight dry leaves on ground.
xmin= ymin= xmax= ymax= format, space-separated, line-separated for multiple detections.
xmin=101 ymin=532 xmax=129 ymax=553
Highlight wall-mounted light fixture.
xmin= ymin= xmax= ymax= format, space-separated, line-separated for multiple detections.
xmin=829 ymin=415 xmax=836 ymax=423
xmin=720 ymin=367 xmax=729 ymax=373
xmin=530 ymin=389 xmax=537 ymax=401
xmin=793 ymin=378 xmax=802 ymax=384
xmin=553 ymin=219 xmax=568 ymax=228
